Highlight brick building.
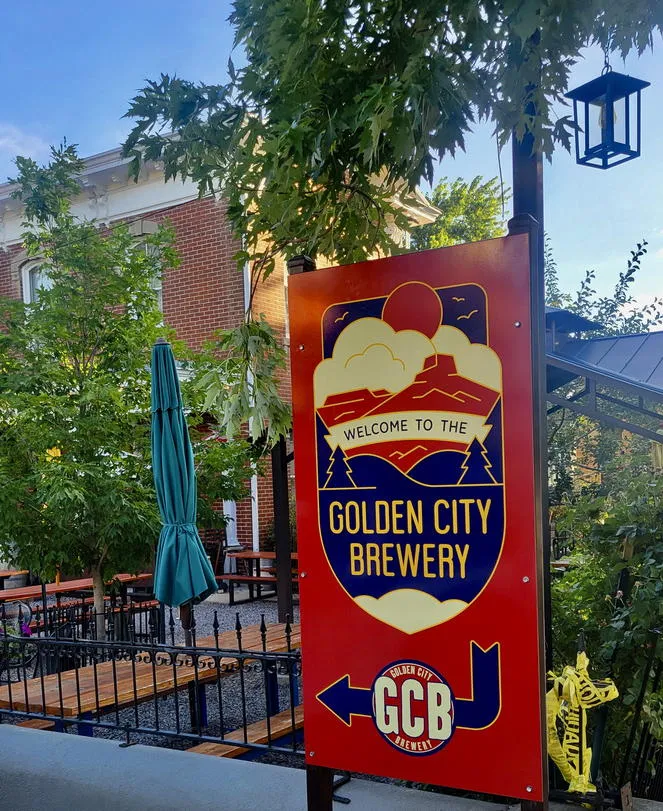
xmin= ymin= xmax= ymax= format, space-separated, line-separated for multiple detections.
xmin=0 ymin=146 xmax=438 ymax=550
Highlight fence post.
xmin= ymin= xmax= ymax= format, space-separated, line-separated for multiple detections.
xmin=618 ymin=629 xmax=661 ymax=789
xmin=306 ymin=764 xmax=334 ymax=811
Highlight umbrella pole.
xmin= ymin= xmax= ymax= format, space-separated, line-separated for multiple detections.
xmin=180 ymin=601 xmax=202 ymax=732
xmin=180 ymin=601 xmax=193 ymax=646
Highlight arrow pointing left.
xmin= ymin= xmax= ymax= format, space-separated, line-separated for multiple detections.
xmin=316 ymin=674 xmax=373 ymax=726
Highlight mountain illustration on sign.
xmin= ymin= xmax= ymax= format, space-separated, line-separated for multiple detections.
xmin=314 ymin=281 xmax=505 ymax=633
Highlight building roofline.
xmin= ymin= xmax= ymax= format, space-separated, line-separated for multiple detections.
xmin=0 ymin=146 xmax=134 ymax=202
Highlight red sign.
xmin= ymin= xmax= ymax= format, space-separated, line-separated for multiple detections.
xmin=289 ymin=236 xmax=545 ymax=800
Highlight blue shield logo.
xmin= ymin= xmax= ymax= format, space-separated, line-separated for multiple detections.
xmin=314 ymin=282 xmax=505 ymax=634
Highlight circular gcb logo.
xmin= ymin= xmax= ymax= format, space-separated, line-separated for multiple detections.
xmin=371 ymin=660 xmax=455 ymax=755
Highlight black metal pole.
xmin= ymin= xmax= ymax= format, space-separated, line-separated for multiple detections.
xmin=306 ymin=765 xmax=335 ymax=811
xmin=272 ymin=435 xmax=293 ymax=624
xmin=511 ymin=130 xmax=552 ymax=675
xmin=509 ymin=124 xmax=549 ymax=807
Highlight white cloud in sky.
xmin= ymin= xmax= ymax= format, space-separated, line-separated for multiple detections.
xmin=655 ymin=247 xmax=663 ymax=259
xmin=0 ymin=124 xmax=49 ymax=181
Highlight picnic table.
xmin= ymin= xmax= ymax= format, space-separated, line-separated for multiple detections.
xmin=0 ymin=622 xmax=300 ymax=735
xmin=0 ymin=571 xmax=29 ymax=591
xmin=220 ymin=551 xmax=298 ymax=605
xmin=0 ymin=573 xmax=152 ymax=603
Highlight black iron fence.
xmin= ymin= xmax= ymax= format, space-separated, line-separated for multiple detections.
xmin=551 ymin=528 xmax=574 ymax=561
xmin=0 ymin=595 xmax=164 ymax=660
xmin=628 ymin=652 xmax=663 ymax=801
xmin=0 ymin=608 xmax=303 ymax=758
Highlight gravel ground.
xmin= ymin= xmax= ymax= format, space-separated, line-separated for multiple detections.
xmin=168 ymin=592 xmax=301 ymax=645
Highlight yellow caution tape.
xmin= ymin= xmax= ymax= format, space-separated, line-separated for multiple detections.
xmin=546 ymin=650 xmax=618 ymax=794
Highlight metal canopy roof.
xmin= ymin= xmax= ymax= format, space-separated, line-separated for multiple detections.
xmin=560 ymin=331 xmax=663 ymax=391
xmin=545 ymin=331 xmax=663 ymax=443
xmin=545 ymin=306 xmax=604 ymax=334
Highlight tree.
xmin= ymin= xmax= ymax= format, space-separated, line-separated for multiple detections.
xmin=545 ymin=243 xmax=663 ymax=782
xmin=459 ymin=438 xmax=495 ymax=485
xmin=550 ymin=452 xmax=663 ymax=785
xmin=546 ymin=239 xmax=663 ymax=337
xmin=545 ymin=238 xmax=663 ymax=503
xmin=0 ymin=145 xmax=257 ymax=637
xmin=122 ymin=3 xmax=660 ymax=439
xmin=323 ymin=446 xmax=355 ymax=489
xmin=410 ymin=176 xmax=508 ymax=252
xmin=123 ymin=3 xmax=660 ymax=270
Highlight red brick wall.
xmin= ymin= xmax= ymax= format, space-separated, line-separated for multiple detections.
xmin=134 ymin=197 xmax=259 ymax=549
xmin=138 ymin=197 xmax=245 ymax=349
xmin=0 ymin=245 xmax=27 ymax=301
xmin=250 ymin=255 xmax=291 ymax=544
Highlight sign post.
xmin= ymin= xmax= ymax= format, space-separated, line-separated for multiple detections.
xmin=289 ymin=233 xmax=547 ymax=806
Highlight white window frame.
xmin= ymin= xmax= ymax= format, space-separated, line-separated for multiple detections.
xmin=129 ymin=219 xmax=163 ymax=313
xmin=21 ymin=259 xmax=52 ymax=305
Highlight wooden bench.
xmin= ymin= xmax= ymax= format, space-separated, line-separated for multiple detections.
xmin=0 ymin=623 xmax=301 ymax=729
xmin=186 ymin=705 xmax=303 ymax=758
xmin=217 ymin=574 xmax=299 ymax=605
xmin=17 ymin=718 xmax=56 ymax=731
xmin=28 ymin=598 xmax=160 ymax=632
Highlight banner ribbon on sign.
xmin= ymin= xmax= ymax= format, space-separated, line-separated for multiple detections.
xmin=326 ymin=410 xmax=491 ymax=451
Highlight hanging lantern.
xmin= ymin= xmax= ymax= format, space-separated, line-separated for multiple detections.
xmin=565 ymin=67 xmax=650 ymax=169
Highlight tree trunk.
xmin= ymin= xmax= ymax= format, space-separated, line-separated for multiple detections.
xmin=91 ymin=565 xmax=106 ymax=641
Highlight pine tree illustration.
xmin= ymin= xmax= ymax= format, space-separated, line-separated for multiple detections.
xmin=323 ymin=446 xmax=356 ymax=488
xmin=482 ymin=401 xmax=503 ymax=483
xmin=458 ymin=438 xmax=496 ymax=484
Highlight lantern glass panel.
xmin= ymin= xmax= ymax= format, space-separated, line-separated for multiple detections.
xmin=565 ymin=71 xmax=649 ymax=169
xmin=587 ymin=100 xmax=606 ymax=153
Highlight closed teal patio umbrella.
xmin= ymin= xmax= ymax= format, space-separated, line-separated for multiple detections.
xmin=151 ymin=338 xmax=217 ymax=608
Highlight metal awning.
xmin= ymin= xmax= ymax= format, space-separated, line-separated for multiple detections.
xmin=545 ymin=306 xmax=603 ymax=334
xmin=546 ymin=330 xmax=663 ymax=443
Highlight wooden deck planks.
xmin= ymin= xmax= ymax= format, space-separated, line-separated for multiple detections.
xmin=0 ymin=623 xmax=300 ymax=717
xmin=187 ymin=705 xmax=304 ymax=758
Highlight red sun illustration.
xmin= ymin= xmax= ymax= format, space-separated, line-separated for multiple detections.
xmin=381 ymin=281 xmax=443 ymax=338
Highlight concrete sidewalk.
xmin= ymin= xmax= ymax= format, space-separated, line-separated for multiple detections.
xmin=0 ymin=723 xmax=658 ymax=811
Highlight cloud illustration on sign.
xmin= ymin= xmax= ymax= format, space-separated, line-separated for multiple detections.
xmin=314 ymin=317 xmax=434 ymax=407
xmin=432 ymin=325 xmax=501 ymax=391
xmin=355 ymin=589 xmax=468 ymax=634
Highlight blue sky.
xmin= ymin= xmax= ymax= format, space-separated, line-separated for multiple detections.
xmin=0 ymin=2 xmax=660 ymax=303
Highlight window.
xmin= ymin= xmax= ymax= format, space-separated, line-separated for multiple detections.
xmin=150 ymin=271 xmax=163 ymax=312
xmin=129 ymin=219 xmax=163 ymax=312
xmin=21 ymin=261 xmax=52 ymax=304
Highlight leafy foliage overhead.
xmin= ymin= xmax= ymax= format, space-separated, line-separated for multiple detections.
xmin=545 ymin=238 xmax=663 ymax=336
xmin=411 ymin=176 xmax=509 ymax=251
xmin=0 ymin=145 xmax=258 ymax=600
xmin=123 ymin=1 xmax=662 ymax=274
